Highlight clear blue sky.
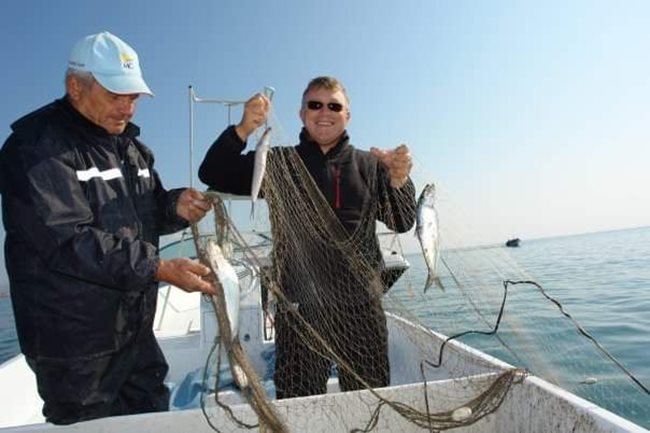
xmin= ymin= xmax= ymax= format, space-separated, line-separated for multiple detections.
xmin=1 ymin=0 xmax=649 ymax=287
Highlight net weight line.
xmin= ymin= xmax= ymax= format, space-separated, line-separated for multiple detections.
xmin=422 ymin=279 xmax=649 ymax=394
xmin=193 ymin=194 xmax=289 ymax=433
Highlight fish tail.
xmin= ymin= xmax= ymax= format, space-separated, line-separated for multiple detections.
xmin=423 ymin=271 xmax=434 ymax=293
xmin=424 ymin=273 xmax=445 ymax=293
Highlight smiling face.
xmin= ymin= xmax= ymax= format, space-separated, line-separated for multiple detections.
xmin=66 ymin=73 xmax=140 ymax=135
xmin=299 ymin=86 xmax=350 ymax=153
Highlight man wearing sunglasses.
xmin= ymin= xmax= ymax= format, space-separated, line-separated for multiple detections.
xmin=199 ymin=76 xmax=416 ymax=399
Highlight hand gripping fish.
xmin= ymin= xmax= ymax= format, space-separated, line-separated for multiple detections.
xmin=416 ymin=183 xmax=444 ymax=292
xmin=250 ymin=126 xmax=272 ymax=219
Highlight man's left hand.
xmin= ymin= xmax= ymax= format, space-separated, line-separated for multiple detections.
xmin=177 ymin=188 xmax=211 ymax=223
xmin=370 ymin=144 xmax=413 ymax=188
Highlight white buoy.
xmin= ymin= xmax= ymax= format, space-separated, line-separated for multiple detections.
xmin=451 ymin=406 xmax=473 ymax=421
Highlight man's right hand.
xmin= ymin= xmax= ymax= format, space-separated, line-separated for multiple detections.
xmin=235 ymin=93 xmax=270 ymax=141
xmin=155 ymin=258 xmax=217 ymax=295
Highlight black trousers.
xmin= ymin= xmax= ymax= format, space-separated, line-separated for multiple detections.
xmin=273 ymin=301 xmax=389 ymax=399
xmin=28 ymin=329 xmax=169 ymax=425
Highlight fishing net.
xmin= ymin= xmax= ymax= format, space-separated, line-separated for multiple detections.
xmin=177 ymin=94 xmax=650 ymax=433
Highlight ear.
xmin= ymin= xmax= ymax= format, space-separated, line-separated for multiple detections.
xmin=66 ymin=75 xmax=82 ymax=101
xmin=299 ymin=107 xmax=306 ymax=124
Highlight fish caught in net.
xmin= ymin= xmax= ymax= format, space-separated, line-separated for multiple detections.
xmin=178 ymin=90 xmax=650 ymax=433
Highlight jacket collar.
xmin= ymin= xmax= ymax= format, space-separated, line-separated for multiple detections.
xmin=297 ymin=127 xmax=349 ymax=159
xmin=58 ymin=96 xmax=141 ymax=139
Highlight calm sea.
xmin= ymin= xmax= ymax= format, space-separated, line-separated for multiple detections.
xmin=391 ymin=225 xmax=650 ymax=428
xmin=1 ymin=226 xmax=649 ymax=427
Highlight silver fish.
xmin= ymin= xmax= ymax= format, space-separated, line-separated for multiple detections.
xmin=205 ymin=240 xmax=240 ymax=339
xmin=250 ymin=126 xmax=272 ymax=218
xmin=416 ymin=183 xmax=443 ymax=292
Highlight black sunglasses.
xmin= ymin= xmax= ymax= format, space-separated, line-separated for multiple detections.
xmin=306 ymin=100 xmax=345 ymax=113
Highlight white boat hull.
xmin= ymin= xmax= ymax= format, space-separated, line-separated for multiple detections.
xmin=0 ymin=280 xmax=648 ymax=432
xmin=0 ymin=369 xmax=646 ymax=432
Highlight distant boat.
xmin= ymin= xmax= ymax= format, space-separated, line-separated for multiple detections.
xmin=505 ymin=238 xmax=521 ymax=247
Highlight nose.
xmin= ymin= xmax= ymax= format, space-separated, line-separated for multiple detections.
xmin=116 ymin=95 xmax=137 ymax=115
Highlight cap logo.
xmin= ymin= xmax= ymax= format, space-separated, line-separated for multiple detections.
xmin=119 ymin=53 xmax=136 ymax=70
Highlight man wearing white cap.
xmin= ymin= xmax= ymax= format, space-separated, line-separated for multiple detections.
xmin=0 ymin=31 xmax=215 ymax=424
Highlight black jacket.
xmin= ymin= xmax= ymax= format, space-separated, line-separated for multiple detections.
xmin=199 ymin=126 xmax=416 ymax=303
xmin=0 ymin=98 xmax=187 ymax=360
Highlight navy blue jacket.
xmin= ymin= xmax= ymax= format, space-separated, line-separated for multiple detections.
xmin=199 ymin=126 xmax=416 ymax=304
xmin=0 ymin=98 xmax=187 ymax=360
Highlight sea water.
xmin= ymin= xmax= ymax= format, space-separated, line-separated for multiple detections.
xmin=1 ymin=226 xmax=649 ymax=427
xmin=0 ymin=292 xmax=15 ymax=364
xmin=390 ymin=225 xmax=650 ymax=428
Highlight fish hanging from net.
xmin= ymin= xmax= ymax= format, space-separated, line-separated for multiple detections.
xmin=185 ymin=93 xmax=650 ymax=432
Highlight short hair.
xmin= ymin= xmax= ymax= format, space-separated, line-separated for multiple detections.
xmin=65 ymin=68 xmax=95 ymax=89
xmin=302 ymin=76 xmax=349 ymax=105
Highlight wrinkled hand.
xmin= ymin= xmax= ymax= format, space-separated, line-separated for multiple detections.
xmin=235 ymin=93 xmax=271 ymax=141
xmin=176 ymin=188 xmax=211 ymax=223
xmin=370 ymin=144 xmax=413 ymax=188
xmin=156 ymin=257 xmax=217 ymax=295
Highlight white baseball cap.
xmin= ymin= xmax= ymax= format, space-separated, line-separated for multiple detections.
xmin=68 ymin=31 xmax=153 ymax=96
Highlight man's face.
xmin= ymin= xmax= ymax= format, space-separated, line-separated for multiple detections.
xmin=299 ymin=87 xmax=350 ymax=151
xmin=68 ymin=76 xmax=140 ymax=135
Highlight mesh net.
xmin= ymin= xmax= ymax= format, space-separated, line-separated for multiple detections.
xmin=181 ymin=98 xmax=650 ymax=432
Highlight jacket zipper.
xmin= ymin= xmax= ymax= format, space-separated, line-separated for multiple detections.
xmin=331 ymin=165 xmax=341 ymax=209
xmin=114 ymin=137 xmax=142 ymax=233
xmin=116 ymin=137 xmax=135 ymax=194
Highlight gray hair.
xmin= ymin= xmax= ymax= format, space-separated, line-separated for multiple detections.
xmin=65 ymin=68 xmax=95 ymax=89
xmin=302 ymin=76 xmax=350 ymax=106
